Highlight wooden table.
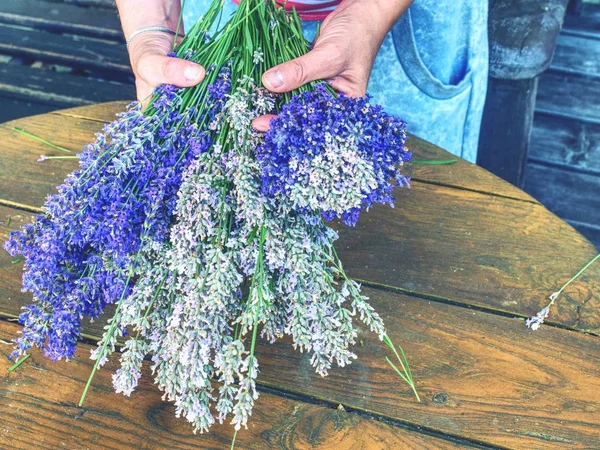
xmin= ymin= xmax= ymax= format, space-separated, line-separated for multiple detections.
xmin=1 ymin=103 xmax=599 ymax=449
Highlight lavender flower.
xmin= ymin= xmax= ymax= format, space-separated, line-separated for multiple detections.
xmin=4 ymin=77 xmax=227 ymax=361
xmin=525 ymin=306 xmax=551 ymax=331
xmin=257 ymin=83 xmax=412 ymax=226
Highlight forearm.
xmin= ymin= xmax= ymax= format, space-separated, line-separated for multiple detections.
xmin=115 ymin=0 xmax=183 ymax=38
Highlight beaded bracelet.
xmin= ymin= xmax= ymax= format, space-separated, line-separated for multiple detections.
xmin=126 ymin=26 xmax=183 ymax=49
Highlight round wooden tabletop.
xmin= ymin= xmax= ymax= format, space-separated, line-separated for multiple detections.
xmin=1 ymin=103 xmax=599 ymax=449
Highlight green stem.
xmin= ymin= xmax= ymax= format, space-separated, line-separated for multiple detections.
xmin=230 ymin=429 xmax=239 ymax=450
xmin=411 ymin=159 xmax=458 ymax=165
xmin=13 ymin=127 xmax=71 ymax=153
xmin=548 ymin=253 xmax=600 ymax=307
xmin=79 ymin=259 xmax=139 ymax=407
xmin=329 ymin=240 xmax=419 ymax=400
xmin=7 ymin=353 xmax=30 ymax=373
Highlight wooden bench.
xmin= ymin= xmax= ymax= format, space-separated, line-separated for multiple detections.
xmin=1 ymin=103 xmax=599 ymax=448
xmin=0 ymin=0 xmax=134 ymax=123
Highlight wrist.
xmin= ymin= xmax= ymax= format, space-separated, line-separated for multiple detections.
xmin=116 ymin=0 xmax=182 ymax=38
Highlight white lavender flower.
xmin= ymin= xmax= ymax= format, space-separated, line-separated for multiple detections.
xmin=287 ymin=134 xmax=379 ymax=216
xmin=112 ymin=338 xmax=148 ymax=396
xmin=252 ymin=49 xmax=264 ymax=65
xmin=526 ymin=305 xmax=551 ymax=331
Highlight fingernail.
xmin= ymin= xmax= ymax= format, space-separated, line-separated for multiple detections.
xmin=264 ymin=69 xmax=284 ymax=89
xmin=184 ymin=63 xmax=203 ymax=81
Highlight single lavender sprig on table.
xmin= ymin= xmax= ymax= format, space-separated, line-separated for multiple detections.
xmin=526 ymin=253 xmax=600 ymax=330
xmin=12 ymin=127 xmax=72 ymax=153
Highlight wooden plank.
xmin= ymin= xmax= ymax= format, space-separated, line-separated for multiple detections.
xmin=332 ymin=183 xmax=600 ymax=332
xmin=0 ymin=105 xmax=537 ymax=208
xmin=563 ymin=6 xmax=600 ymax=37
xmin=550 ymin=33 xmax=600 ymax=79
xmin=408 ymin=134 xmax=536 ymax=203
xmin=568 ymin=219 xmax=600 ymax=250
xmin=0 ymin=0 xmax=123 ymax=41
xmin=530 ymin=113 xmax=600 ymax=175
xmin=47 ymin=0 xmax=116 ymax=9
xmin=3 ymin=283 xmax=600 ymax=448
xmin=2 ymin=115 xmax=600 ymax=331
xmin=0 ymin=117 xmax=113 ymax=209
xmin=0 ymin=95 xmax=55 ymax=124
xmin=49 ymin=101 xmax=537 ymax=202
xmin=251 ymin=287 xmax=600 ymax=449
xmin=536 ymin=71 xmax=600 ymax=125
xmin=0 ymin=322 xmax=464 ymax=450
xmin=0 ymin=23 xmax=131 ymax=79
xmin=0 ymin=63 xmax=135 ymax=109
xmin=524 ymin=162 xmax=600 ymax=230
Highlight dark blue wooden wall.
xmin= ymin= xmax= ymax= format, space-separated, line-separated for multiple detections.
xmin=526 ymin=4 xmax=600 ymax=249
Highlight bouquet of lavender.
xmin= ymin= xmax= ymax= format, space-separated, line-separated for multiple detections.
xmin=5 ymin=0 xmax=416 ymax=436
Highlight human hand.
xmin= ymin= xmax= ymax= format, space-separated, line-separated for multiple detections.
xmin=116 ymin=0 xmax=205 ymax=107
xmin=252 ymin=0 xmax=411 ymax=131
xmin=128 ymin=31 xmax=205 ymax=106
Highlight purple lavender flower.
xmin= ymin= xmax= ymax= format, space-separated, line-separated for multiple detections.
xmin=4 ymin=75 xmax=229 ymax=361
xmin=257 ymin=83 xmax=411 ymax=226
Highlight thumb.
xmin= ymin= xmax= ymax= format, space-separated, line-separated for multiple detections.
xmin=262 ymin=48 xmax=343 ymax=93
xmin=137 ymin=53 xmax=205 ymax=89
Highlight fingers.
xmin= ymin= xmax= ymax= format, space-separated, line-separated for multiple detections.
xmin=328 ymin=75 xmax=367 ymax=98
xmin=128 ymin=32 xmax=205 ymax=103
xmin=135 ymin=79 xmax=155 ymax=108
xmin=252 ymin=114 xmax=277 ymax=132
xmin=137 ymin=53 xmax=205 ymax=89
xmin=262 ymin=47 xmax=344 ymax=93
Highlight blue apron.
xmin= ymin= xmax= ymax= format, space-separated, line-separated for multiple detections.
xmin=184 ymin=1 xmax=488 ymax=162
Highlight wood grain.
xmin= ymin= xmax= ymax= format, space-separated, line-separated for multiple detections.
xmin=0 ymin=322 xmax=463 ymax=450
xmin=524 ymin=162 xmax=600 ymax=228
xmin=550 ymin=33 xmax=600 ymax=79
xmin=0 ymin=101 xmax=536 ymax=205
xmin=333 ymin=183 xmax=600 ymax=332
xmin=0 ymin=23 xmax=131 ymax=79
xmin=0 ymin=0 xmax=123 ymax=41
xmin=251 ymin=286 xmax=600 ymax=449
xmin=408 ymin=134 xmax=536 ymax=203
xmin=0 ymin=63 xmax=135 ymax=109
xmin=537 ymin=72 xmax=600 ymax=125
xmin=530 ymin=113 xmax=600 ymax=175
xmin=2 ymin=104 xmax=600 ymax=448
xmin=3 ymin=281 xmax=600 ymax=449
xmin=2 ymin=206 xmax=600 ymax=447
xmin=60 ymin=101 xmax=535 ymax=202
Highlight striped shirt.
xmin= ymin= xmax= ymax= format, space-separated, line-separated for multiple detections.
xmin=232 ymin=0 xmax=341 ymax=21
